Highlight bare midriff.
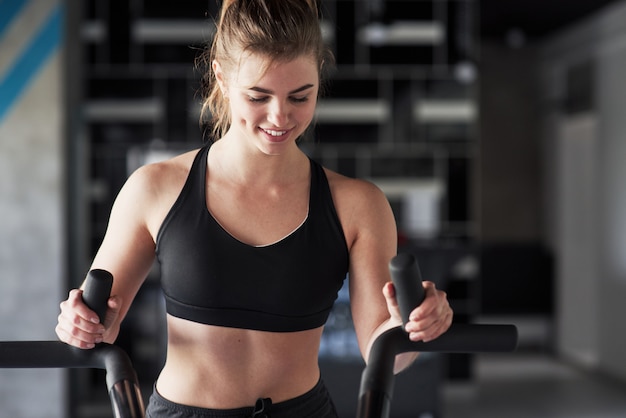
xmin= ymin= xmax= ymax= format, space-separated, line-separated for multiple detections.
xmin=155 ymin=315 xmax=324 ymax=409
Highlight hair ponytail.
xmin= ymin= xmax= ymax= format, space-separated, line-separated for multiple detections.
xmin=215 ymin=0 xmax=237 ymax=29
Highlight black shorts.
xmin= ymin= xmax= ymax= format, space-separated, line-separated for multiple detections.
xmin=145 ymin=378 xmax=339 ymax=418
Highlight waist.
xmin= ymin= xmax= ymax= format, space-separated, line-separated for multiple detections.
xmin=148 ymin=377 xmax=337 ymax=418
xmin=156 ymin=315 xmax=324 ymax=408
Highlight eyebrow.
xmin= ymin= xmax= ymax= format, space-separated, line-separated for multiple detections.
xmin=249 ymin=84 xmax=315 ymax=95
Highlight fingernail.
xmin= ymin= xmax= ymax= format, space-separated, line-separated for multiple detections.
xmin=90 ymin=317 xmax=100 ymax=324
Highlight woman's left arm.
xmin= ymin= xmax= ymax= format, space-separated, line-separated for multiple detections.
xmin=336 ymin=177 xmax=453 ymax=374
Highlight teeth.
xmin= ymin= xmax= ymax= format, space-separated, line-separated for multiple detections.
xmin=263 ymin=128 xmax=287 ymax=136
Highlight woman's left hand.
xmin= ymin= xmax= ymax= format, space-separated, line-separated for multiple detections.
xmin=383 ymin=281 xmax=453 ymax=342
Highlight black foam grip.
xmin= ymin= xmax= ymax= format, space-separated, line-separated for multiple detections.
xmin=82 ymin=269 xmax=113 ymax=324
xmin=389 ymin=253 xmax=425 ymax=326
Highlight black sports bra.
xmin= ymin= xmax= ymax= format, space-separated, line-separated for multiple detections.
xmin=155 ymin=145 xmax=349 ymax=332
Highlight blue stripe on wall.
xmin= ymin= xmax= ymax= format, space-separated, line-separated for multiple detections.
xmin=0 ymin=0 xmax=28 ymax=39
xmin=0 ymin=3 xmax=63 ymax=123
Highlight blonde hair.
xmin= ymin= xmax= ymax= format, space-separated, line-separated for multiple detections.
xmin=197 ymin=0 xmax=333 ymax=140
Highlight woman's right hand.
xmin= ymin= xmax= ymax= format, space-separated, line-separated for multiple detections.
xmin=55 ymin=289 xmax=121 ymax=349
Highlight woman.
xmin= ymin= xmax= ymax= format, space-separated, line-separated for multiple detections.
xmin=56 ymin=1 xmax=453 ymax=417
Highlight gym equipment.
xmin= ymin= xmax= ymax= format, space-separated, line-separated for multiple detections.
xmin=0 ymin=269 xmax=145 ymax=418
xmin=0 ymin=253 xmax=517 ymax=418
xmin=356 ymin=253 xmax=517 ymax=418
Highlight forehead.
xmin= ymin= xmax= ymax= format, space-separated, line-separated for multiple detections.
xmin=233 ymin=52 xmax=319 ymax=89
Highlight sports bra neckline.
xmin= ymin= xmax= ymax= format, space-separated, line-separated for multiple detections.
xmin=201 ymin=146 xmax=313 ymax=249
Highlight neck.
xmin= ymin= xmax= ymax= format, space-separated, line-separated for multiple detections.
xmin=210 ymin=136 xmax=308 ymax=186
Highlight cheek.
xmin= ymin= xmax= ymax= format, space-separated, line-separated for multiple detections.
xmin=231 ymin=101 xmax=261 ymax=125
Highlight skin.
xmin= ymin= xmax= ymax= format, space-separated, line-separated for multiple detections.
xmin=56 ymin=52 xmax=453 ymax=409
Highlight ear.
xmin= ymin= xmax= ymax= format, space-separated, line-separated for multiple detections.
xmin=212 ymin=60 xmax=228 ymax=96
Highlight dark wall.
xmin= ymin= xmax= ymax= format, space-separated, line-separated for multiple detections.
xmin=478 ymin=42 xmax=553 ymax=316
xmin=479 ymin=42 xmax=544 ymax=242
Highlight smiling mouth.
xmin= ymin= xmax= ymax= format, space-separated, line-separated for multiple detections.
xmin=260 ymin=128 xmax=289 ymax=137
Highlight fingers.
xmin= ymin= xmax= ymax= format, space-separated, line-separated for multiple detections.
xmin=406 ymin=305 xmax=453 ymax=342
xmin=55 ymin=289 xmax=105 ymax=349
xmin=382 ymin=279 xmax=454 ymax=342
xmin=404 ymin=281 xmax=453 ymax=342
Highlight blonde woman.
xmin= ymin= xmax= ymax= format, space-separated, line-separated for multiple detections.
xmin=56 ymin=1 xmax=453 ymax=416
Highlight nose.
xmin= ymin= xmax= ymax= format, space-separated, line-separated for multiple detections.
xmin=267 ymin=100 xmax=290 ymax=127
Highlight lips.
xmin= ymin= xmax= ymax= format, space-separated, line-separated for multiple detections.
xmin=260 ymin=127 xmax=288 ymax=137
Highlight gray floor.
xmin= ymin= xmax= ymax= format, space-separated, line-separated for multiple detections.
xmin=442 ymin=353 xmax=626 ymax=418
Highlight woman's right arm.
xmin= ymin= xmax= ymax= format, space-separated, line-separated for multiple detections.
xmin=56 ymin=163 xmax=166 ymax=349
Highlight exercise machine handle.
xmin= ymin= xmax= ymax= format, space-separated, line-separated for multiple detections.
xmin=81 ymin=269 xmax=145 ymax=418
xmin=0 ymin=341 xmax=144 ymax=417
xmin=82 ymin=269 xmax=113 ymax=324
xmin=389 ymin=253 xmax=425 ymax=326
xmin=0 ymin=270 xmax=145 ymax=418
xmin=356 ymin=254 xmax=518 ymax=418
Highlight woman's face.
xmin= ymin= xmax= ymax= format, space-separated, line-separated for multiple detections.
xmin=216 ymin=53 xmax=319 ymax=155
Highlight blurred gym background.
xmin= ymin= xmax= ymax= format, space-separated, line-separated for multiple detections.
xmin=1 ymin=0 xmax=626 ymax=416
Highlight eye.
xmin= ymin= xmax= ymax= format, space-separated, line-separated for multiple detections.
xmin=290 ymin=96 xmax=309 ymax=103
xmin=248 ymin=96 xmax=269 ymax=103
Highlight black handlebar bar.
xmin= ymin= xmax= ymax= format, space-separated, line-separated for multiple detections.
xmin=82 ymin=269 xmax=113 ymax=325
xmin=389 ymin=253 xmax=426 ymax=324
xmin=0 ymin=341 xmax=144 ymax=417
xmin=356 ymin=253 xmax=519 ymax=418
xmin=0 ymin=270 xmax=145 ymax=418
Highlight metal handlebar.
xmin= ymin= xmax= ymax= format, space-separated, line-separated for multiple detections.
xmin=356 ymin=253 xmax=519 ymax=418
xmin=0 ymin=341 xmax=144 ymax=417
xmin=0 ymin=270 xmax=145 ymax=418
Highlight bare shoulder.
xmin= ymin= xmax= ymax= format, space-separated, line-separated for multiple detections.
xmin=323 ymin=168 xmax=388 ymax=208
xmin=127 ymin=148 xmax=199 ymax=191
xmin=323 ymin=167 xmax=396 ymax=247
xmin=114 ymin=148 xmax=202 ymax=234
